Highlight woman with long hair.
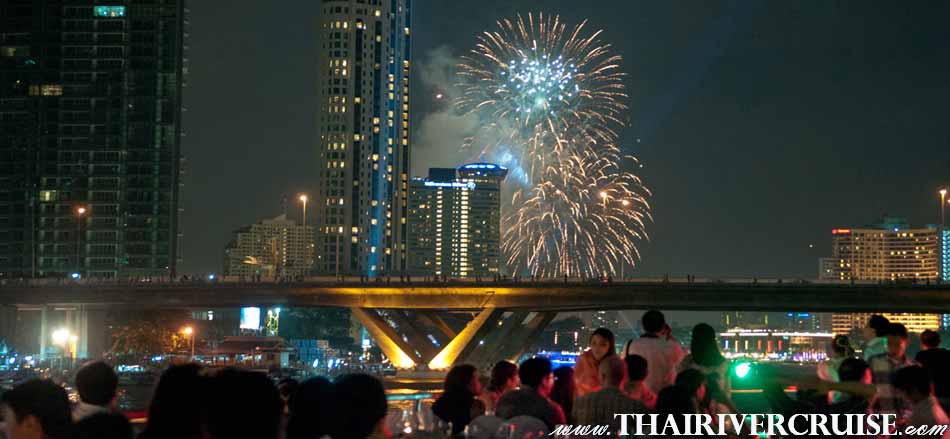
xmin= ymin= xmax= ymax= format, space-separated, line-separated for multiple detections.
xmin=140 ymin=363 xmax=207 ymax=439
xmin=817 ymin=334 xmax=855 ymax=404
xmin=432 ymin=364 xmax=485 ymax=436
xmin=678 ymin=323 xmax=735 ymax=412
xmin=478 ymin=360 xmax=518 ymax=413
xmin=573 ymin=327 xmax=617 ymax=396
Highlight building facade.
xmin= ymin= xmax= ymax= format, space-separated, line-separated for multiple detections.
xmin=826 ymin=218 xmax=941 ymax=335
xmin=942 ymin=228 xmax=950 ymax=282
xmin=407 ymin=164 xmax=507 ymax=277
xmin=1 ymin=0 xmax=186 ymax=278
xmin=829 ymin=218 xmax=940 ymax=281
xmin=223 ymin=215 xmax=314 ymax=278
xmin=831 ymin=312 xmax=940 ymax=336
xmin=314 ymin=0 xmax=411 ymax=277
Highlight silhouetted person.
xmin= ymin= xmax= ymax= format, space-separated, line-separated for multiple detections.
xmin=916 ymin=329 xmax=950 ymax=411
xmin=623 ymin=354 xmax=657 ymax=410
xmin=287 ymin=376 xmax=334 ymax=439
xmin=496 ymin=357 xmax=565 ymax=429
xmin=277 ymin=378 xmax=299 ymax=415
xmin=331 ymin=374 xmax=388 ymax=439
xmin=550 ymin=366 xmax=576 ymax=423
xmin=140 ymin=363 xmax=207 ymax=439
xmin=868 ymin=323 xmax=914 ymax=417
xmin=73 ymin=361 xmax=131 ymax=439
xmin=1 ymin=379 xmax=73 ymax=439
xmin=624 ymin=310 xmax=685 ymax=393
xmin=863 ymin=314 xmax=890 ymax=360
xmin=894 ymin=365 xmax=950 ymax=429
xmin=573 ymin=356 xmax=646 ymax=434
xmin=204 ymin=368 xmax=283 ymax=439
xmin=479 ymin=361 xmax=519 ymax=413
xmin=432 ymin=364 xmax=485 ymax=436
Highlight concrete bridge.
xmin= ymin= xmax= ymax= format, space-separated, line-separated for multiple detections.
xmin=3 ymin=279 xmax=949 ymax=370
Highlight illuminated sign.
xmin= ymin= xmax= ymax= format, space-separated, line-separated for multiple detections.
xmin=240 ymin=307 xmax=261 ymax=330
xmin=459 ymin=163 xmax=507 ymax=171
xmin=831 ymin=229 xmax=851 ymax=235
xmin=424 ymin=181 xmax=475 ymax=189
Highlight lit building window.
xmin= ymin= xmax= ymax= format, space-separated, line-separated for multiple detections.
xmin=94 ymin=6 xmax=125 ymax=17
xmin=41 ymin=84 xmax=62 ymax=96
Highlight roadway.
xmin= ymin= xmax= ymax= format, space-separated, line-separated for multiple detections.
xmin=2 ymin=277 xmax=950 ymax=312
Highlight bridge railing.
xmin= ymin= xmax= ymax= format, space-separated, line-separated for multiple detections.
xmin=1 ymin=274 xmax=942 ymax=288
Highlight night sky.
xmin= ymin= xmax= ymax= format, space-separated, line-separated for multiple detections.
xmin=181 ymin=0 xmax=950 ymax=278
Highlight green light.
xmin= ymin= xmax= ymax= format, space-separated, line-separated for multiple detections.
xmin=735 ymin=362 xmax=752 ymax=379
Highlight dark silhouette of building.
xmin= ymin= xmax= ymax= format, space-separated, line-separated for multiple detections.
xmin=0 ymin=0 xmax=187 ymax=278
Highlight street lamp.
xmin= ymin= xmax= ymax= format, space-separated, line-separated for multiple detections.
xmin=940 ymin=189 xmax=948 ymax=227
xmin=75 ymin=207 xmax=86 ymax=277
xmin=180 ymin=326 xmax=195 ymax=359
xmin=299 ymin=194 xmax=308 ymax=226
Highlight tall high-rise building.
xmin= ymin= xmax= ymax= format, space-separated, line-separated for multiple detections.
xmin=0 ymin=1 xmax=186 ymax=278
xmin=941 ymin=228 xmax=950 ymax=282
xmin=825 ymin=217 xmax=941 ymax=336
xmin=829 ymin=217 xmax=940 ymax=281
xmin=222 ymin=214 xmax=314 ymax=278
xmin=315 ymin=0 xmax=411 ymax=277
xmin=407 ymin=163 xmax=507 ymax=277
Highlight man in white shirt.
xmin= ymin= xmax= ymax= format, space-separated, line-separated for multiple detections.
xmin=623 ymin=310 xmax=685 ymax=393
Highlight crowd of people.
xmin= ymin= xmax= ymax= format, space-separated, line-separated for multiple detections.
xmin=4 ymin=311 xmax=950 ymax=438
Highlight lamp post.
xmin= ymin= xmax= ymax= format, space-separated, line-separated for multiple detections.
xmin=299 ymin=194 xmax=308 ymax=226
xmin=336 ymin=226 xmax=343 ymax=279
xmin=181 ymin=326 xmax=194 ymax=360
xmin=75 ymin=207 xmax=85 ymax=277
xmin=940 ymin=189 xmax=947 ymax=227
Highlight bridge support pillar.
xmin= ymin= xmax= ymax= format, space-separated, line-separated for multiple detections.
xmin=39 ymin=306 xmax=49 ymax=361
xmin=428 ymin=307 xmax=502 ymax=370
xmin=351 ymin=308 xmax=421 ymax=369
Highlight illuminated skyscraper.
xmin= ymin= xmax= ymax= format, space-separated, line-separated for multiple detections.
xmin=407 ymin=164 xmax=507 ymax=277
xmin=942 ymin=228 xmax=950 ymax=282
xmin=826 ymin=217 xmax=941 ymax=335
xmin=315 ymin=1 xmax=411 ymax=277
xmin=0 ymin=1 xmax=187 ymax=278
xmin=829 ymin=217 xmax=940 ymax=281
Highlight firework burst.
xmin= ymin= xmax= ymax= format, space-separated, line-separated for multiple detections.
xmin=456 ymin=12 xmax=627 ymax=183
xmin=455 ymin=12 xmax=650 ymax=277
xmin=502 ymin=150 xmax=651 ymax=278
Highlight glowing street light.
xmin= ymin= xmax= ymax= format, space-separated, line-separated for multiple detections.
xmin=180 ymin=326 xmax=195 ymax=359
xmin=940 ymin=189 xmax=948 ymax=227
xmin=299 ymin=194 xmax=308 ymax=226
xmin=75 ymin=207 xmax=86 ymax=277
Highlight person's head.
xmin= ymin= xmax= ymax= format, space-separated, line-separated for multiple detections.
xmin=287 ymin=376 xmax=333 ymax=439
xmin=331 ymin=374 xmax=388 ymax=439
xmin=920 ymin=330 xmax=941 ymax=350
xmin=675 ymin=369 xmax=707 ymax=403
xmin=864 ymin=314 xmax=890 ymax=339
xmin=642 ymin=310 xmax=666 ymax=334
xmin=838 ymin=358 xmax=872 ymax=384
xmin=205 ymin=368 xmax=283 ymax=439
xmin=550 ymin=366 xmax=576 ymax=414
xmin=893 ymin=365 xmax=932 ymax=403
xmin=278 ymin=378 xmax=299 ymax=403
xmin=597 ymin=355 xmax=626 ymax=388
xmin=655 ymin=385 xmax=698 ymax=417
xmin=519 ymin=357 xmax=554 ymax=396
xmin=489 ymin=360 xmax=519 ymax=393
xmin=444 ymin=364 xmax=480 ymax=396
xmin=885 ymin=323 xmax=909 ymax=358
xmin=589 ymin=328 xmax=616 ymax=360
xmin=829 ymin=335 xmax=854 ymax=358
xmin=75 ymin=360 xmax=118 ymax=407
xmin=142 ymin=363 xmax=206 ymax=439
xmin=690 ymin=323 xmax=725 ymax=368
xmin=624 ymin=354 xmax=648 ymax=383
xmin=1 ymin=379 xmax=72 ymax=439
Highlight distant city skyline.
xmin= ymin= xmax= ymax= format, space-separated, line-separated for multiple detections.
xmin=176 ymin=1 xmax=949 ymax=277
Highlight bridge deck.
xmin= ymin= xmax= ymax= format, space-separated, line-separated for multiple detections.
xmin=3 ymin=281 xmax=950 ymax=312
